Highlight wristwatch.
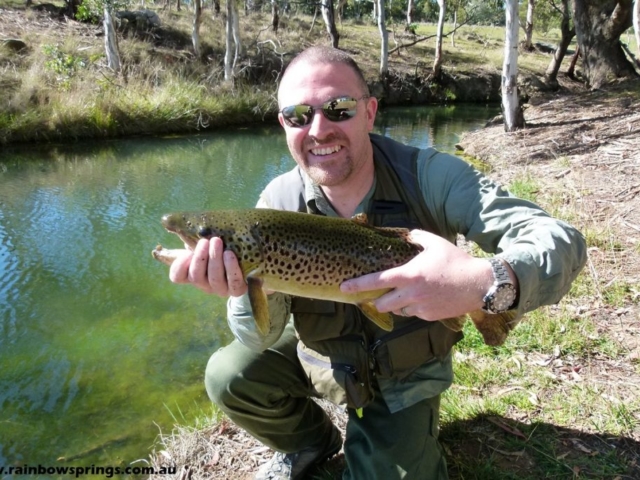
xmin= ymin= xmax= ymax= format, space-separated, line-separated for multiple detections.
xmin=482 ymin=257 xmax=517 ymax=314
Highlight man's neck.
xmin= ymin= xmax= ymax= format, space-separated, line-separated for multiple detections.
xmin=322 ymin=161 xmax=375 ymax=218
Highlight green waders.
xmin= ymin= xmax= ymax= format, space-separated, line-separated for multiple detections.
xmin=205 ymin=323 xmax=449 ymax=480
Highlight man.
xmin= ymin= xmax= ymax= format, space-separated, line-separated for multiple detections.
xmin=168 ymin=46 xmax=587 ymax=479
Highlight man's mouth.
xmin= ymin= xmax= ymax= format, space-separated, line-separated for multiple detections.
xmin=310 ymin=145 xmax=342 ymax=156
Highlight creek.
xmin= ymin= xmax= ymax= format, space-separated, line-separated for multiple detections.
xmin=0 ymin=104 xmax=497 ymax=472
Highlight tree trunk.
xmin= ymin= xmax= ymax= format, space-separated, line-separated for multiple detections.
xmin=192 ymin=0 xmax=202 ymax=57
xmin=451 ymin=8 xmax=457 ymax=47
xmin=377 ymin=0 xmax=388 ymax=75
xmin=567 ymin=46 xmax=581 ymax=78
xmin=524 ymin=0 xmax=535 ymax=50
xmin=271 ymin=0 xmax=279 ymax=33
xmin=224 ymin=0 xmax=236 ymax=81
xmin=634 ymin=0 xmax=640 ymax=58
xmin=232 ymin=0 xmax=241 ymax=66
xmin=502 ymin=0 xmax=525 ymax=131
xmin=176 ymin=0 xmax=181 ymax=11
xmin=212 ymin=0 xmax=221 ymax=17
xmin=337 ymin=0 xmax=347 ymax=24
xmin=433 ymin=0 xmax=446 ymax=78
xmin=372 ymin=0 xmax=378 ymax=24
xmin=406 ymin=0 xmax=414 ymax=27
xmin=572 ymin=0 xmax=637 ymax=88
xmin=103 ymin=6 xmax=121 ymax=73
xmin=545 ymin=0 xmax=574 ymax=84
xmin=321 ymin=0 xmax=339 ymax=48
xmin=65 ymin=0 xmax=82 ymax=17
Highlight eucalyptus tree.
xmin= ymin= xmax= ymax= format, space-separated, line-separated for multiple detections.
xmin=378 ymin=0 xmax=388 ymax=74
xmin=321 ymin=0 xmax=340 ymax=47
xmin=572 ymin=0 xmax=637 ymax=88
xmin=76 ymin=0 xmax=129 ymax=73
xmin=634 ymin=0 xmax=639 ymax=57
xmin=433 ymin=0 xmax=446 ymax=77
xmin=406 ymin=0 xmax=414 ymax=27
xmin=544 ymin=0 xmax=574 ymax=84
xmin=502 ymin=0 xmax=525 ymax=131
xmin=224 ymin=0 xmax=241 ymax=81
xmin=523 ymin=0 xmax=535 ymax=49
xmin=192 ymin=0 xmax=202 ymax=57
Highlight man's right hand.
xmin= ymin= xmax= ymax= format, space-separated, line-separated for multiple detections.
xmin=168 ymin=237 xmax=248 ymax=297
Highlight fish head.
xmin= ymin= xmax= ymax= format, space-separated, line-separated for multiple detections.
xmin=161 ymin=212 xmax=230 ymax=250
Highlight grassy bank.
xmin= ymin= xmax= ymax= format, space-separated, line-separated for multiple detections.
xmin=0 ymin=2 xmax=597 ymax=145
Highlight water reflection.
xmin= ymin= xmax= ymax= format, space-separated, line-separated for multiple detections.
xmin=0 ymin=104 xmax=496 ymax=470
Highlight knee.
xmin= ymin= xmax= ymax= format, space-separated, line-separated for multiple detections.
xmin=204 ymin=347 xmax=240 ymax=407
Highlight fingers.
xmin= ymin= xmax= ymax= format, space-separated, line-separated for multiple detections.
xmin=168 ymin=237 xmax=247 ymax=297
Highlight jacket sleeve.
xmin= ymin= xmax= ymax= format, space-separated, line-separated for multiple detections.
xmin=226 ymin=197 xmax=293 ymax=351
xmin=418 ymin=150 xmax=587 ymax=319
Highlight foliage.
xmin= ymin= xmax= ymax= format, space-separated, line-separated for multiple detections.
xmin=76 ymin=0 xmax=130 ymax=19
xmin=41 ymin=44 xmax=87 ymax=90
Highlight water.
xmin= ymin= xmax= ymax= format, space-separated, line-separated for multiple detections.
xmin=0 ymin=105 xmax=497 ymax=473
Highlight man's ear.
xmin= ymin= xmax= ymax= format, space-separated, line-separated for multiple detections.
xmin=365 ymin=96 xmax=378 ymax=130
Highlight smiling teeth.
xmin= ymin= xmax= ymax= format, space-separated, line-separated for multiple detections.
xmin=311 ymin=145 xmax=341 ymax=156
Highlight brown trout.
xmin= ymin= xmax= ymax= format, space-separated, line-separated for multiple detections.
xmin=153 ymin=209 xmax=517 ymax=345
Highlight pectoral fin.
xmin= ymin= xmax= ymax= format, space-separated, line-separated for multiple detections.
xmin=247 ymin=277 xmax=271 ymax=336
xmin=467 ymin=310 xmax=518 ymax=346
xmin=440 ymin=316 xmax=466 ymax=332
xmin=358 ymin=301 xmax=394 ymax=331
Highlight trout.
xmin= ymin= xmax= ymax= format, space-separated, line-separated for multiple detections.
xmin=153 ymin=209 xmax=517 ymax=346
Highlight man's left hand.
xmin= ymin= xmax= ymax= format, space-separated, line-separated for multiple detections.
xmin=340 ymin=229 xmax=494 ymax=321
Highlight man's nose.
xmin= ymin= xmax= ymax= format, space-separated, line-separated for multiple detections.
xmin=307 ymin=109 xmax=333 ymax=137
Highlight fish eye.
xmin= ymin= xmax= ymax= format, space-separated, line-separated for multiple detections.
xmin=198 ymin=226 xmax=213 ymax=238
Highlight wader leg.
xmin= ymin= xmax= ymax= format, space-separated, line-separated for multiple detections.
xmin=204 ymin=323 xmax=336 ymax=453
xmin=342 ymin=393 xmax=448 ymax=480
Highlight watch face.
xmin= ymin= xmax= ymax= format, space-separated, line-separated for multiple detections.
xmin=490 ymin=284 xmax=517 ymax=313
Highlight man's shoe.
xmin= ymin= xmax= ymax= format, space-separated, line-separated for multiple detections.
xmin=254 ymin=427 xmax=342 ymax=480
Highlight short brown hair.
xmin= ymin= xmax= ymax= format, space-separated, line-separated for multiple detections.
xmin=278 ymin=46 xmax=370 ymax=106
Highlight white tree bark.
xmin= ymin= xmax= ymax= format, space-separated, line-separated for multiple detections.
xmin=433 ymin=0 xmax=446 ymax=77
xmin=103 ymin=6 xmax=121 ymax=73
xmin=524 ymin=0 xmax=535 ymax=50
xmin=232 ymin=0 xmax=241 ymax=68
xmin=502 ymin=0 xmax=523 ymax=131
xmin=634 ymin=0 xmax=640 ymax=57
xmin=192 ymin=0 xmax=202 ymax=57
xmin=377 ymin=0 xmax=388 ymax=75
xmin=372 ymin=0 xmax=378 ymax=24
xmin=224 ymin=0 xmax=236 ymax=81
xmin=406 ymin=0 xmax=414 ymax=27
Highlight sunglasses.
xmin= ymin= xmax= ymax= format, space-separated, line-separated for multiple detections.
xmin=280 ymin=95 xmax=370 ymax=128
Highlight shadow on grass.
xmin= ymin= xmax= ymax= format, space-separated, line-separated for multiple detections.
xmin=442 ymin=414 xmax=639 ymax=479
xmin=316 ymin=414 xmax=639 ymax=479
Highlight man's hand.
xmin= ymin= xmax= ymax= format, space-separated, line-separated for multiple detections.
xmin=340 ymin=229 xmax=496 ymax=321
xmin=168 ymin=237 xmax=248 ymax=297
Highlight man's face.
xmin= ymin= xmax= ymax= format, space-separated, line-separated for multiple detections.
xmin=277 ymin=61 xmax=378 ymax=188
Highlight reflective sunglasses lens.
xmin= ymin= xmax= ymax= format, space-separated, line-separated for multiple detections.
xmin=322 ymin=98 xmax=358 ymax=122
xmin=282 ymin=104 xmax=314 ymax=127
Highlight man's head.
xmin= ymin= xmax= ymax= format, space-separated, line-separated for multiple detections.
xmin=277 ymin=47 xmax=378 ymax=190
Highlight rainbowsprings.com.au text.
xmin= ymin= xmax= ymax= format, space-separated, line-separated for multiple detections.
xmin=0 ymin=465 xmax=177 ymax=477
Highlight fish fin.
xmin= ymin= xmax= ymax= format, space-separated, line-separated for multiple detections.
xmin=351 ymin=213 xmax=369 ymax=225
xmin=247 ymin=277 xmax=271 ymax=336
xmin=440 ymin=316 xmax=466 ymax=332
xmin=467 ymin=310 xmax=518 ymax=346
xmin=358 ymin=301 xmax=394 ymax=331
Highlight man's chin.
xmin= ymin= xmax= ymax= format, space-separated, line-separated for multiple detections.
xmin=305 ymin=162 xmax=353 ymax=187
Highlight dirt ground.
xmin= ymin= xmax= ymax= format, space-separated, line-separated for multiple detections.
xmin=149 ymin=79 xmax=640 ymax=479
